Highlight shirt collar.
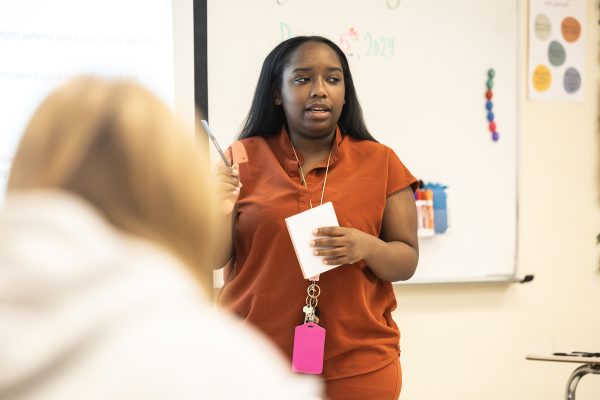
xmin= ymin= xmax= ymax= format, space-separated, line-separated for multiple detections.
xmin=273 ymin=125 xmax=342 ymax=172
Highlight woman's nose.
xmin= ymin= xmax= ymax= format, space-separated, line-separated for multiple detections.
xmin=310 ymin=78 xmax=327 ymax=97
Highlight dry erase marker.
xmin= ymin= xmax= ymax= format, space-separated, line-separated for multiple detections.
xmin=200 ymin=119 xmax=230 ymax=167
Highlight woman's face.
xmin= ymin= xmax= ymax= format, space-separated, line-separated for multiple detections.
xmin=275 ymin=41 xmax=345 ymax=140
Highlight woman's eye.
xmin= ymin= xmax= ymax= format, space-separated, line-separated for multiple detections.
xmin=294 ymin=77 xmax=309 ymax=83
xmin=328 ymin=76 xmax=341 ymax=83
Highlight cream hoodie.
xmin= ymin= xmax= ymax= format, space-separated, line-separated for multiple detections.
xmin=0 ymin=191 xmax=322 ymax=400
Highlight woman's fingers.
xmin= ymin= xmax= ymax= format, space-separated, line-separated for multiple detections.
xmin=216 ymin=164 xmax=242 ymax=195
xmin=312 ymin=246 xmax=344 ymax=257
xmin=215 ymin=163 xmax=241 ymax=215
xmin=219 ymin=175 xmax=241 ymax=187
xmin=312 ymin=246 xmax=357 ymax=265
xmin=321 ymin=256 xmax=350 ymax=265
xmin=313 ymin=226 xmax=344 ymax=236
xmin=309 ymin=227 xmax=364 ymax=265
xmin=310 ymin=237 xmax=343 ymax=247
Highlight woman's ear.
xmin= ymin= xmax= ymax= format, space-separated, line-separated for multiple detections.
xmin=274 ymin=90 xmax=282 ymax=106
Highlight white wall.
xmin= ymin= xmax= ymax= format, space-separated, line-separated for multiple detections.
xmin=394 ymin=1 xmax=600 ymax=399
xmin=172 ymin=0 xmax=195 ymax=132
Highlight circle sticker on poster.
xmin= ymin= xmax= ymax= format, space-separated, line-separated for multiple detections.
xmin=561 ymin=17 xmax=581 ymax=43
xmin=533 ymin=65 xmax=552 ymax=92
xmin=563 ymin=68 xmax=581 ymax=93
xmin=548 ymin=41 xmax=566 ymax=66
xmin=534 ymin=14 xmax=552 ymax=40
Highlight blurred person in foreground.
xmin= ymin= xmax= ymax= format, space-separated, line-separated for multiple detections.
xmin=0 ymin=77 xmax=322 ymax=400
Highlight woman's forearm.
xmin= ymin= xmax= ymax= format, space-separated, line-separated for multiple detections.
xmin=363 ymin=235 xmax=418 ymax=282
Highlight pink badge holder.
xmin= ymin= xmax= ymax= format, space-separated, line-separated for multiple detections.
xmin=292 ymin=322 xmax=326 ymax=374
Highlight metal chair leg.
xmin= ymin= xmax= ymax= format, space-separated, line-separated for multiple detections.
xmin=565 ymin=364 xmax=600 ymax=400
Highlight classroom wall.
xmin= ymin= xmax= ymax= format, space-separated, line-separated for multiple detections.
xmin=172 ymin=0 xmax=195 ymax=132
xmin=393 ymin=1 xmax=600 ymax=399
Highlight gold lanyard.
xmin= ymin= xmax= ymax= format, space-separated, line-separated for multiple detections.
xmin=289 ymin=137 xmax=334 ymax=324
xmin=290 ymin=141 xmax=334 ymax=209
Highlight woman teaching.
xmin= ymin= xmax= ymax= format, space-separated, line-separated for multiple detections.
xmin=215 ymin=35 xmax=419 ymax=399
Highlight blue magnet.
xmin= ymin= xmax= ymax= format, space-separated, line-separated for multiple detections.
xmin=485 ymin=101 xmax=493 ymax=111
xmin=487 ymin=112 xmax=494 ymax=121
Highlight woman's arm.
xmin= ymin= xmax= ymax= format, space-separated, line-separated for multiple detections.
xmin=312 ymin=186 xmax=419 ymax=282
xmin=363 ymin=186 xmax=419 ymax=281
xmin=212 ymin=163 xmax=241 ymax=269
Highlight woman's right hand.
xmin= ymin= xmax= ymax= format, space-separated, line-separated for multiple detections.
xmin=216 ymin=163 xmax=241 ymax=215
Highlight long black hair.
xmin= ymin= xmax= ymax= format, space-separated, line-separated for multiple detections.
xmin=238 ymin=36 xmax=376 ymax=142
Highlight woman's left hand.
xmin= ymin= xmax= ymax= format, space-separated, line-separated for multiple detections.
xmin=310 ymin=226 xmax=374 ymax=266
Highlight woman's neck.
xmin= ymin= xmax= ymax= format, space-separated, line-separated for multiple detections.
xmin=288 ymin=129 xmax=335 ymax=159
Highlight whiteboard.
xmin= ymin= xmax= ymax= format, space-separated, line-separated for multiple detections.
xmin=206 ymin=0 xmax=518 ymax=283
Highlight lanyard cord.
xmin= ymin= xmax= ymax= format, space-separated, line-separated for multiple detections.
xmin=289 ymin=138 xmax=334 ymax=320
xmin=290 ymin=141 xmax=334 ymax=209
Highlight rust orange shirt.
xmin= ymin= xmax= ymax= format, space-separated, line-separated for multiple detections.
xmin=220 ymin=127 xmax=417 ymax=380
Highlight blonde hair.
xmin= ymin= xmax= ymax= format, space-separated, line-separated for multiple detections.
xmin=9 ymin=76 xmax=215 ymax=288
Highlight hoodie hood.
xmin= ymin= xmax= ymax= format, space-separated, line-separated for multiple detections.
xmin=0 ymin=190 xmax=202 ymax=396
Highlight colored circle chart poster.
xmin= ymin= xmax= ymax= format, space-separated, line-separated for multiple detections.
xmin=528 ymin=0 xmax=585 ymax=102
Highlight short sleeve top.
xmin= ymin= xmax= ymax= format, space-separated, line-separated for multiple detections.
xmin=219 ymin=126 xmax=417 ymax=380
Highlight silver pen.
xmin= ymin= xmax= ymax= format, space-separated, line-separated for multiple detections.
xmin=200 ymin=119 xmax=230 ymax=167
